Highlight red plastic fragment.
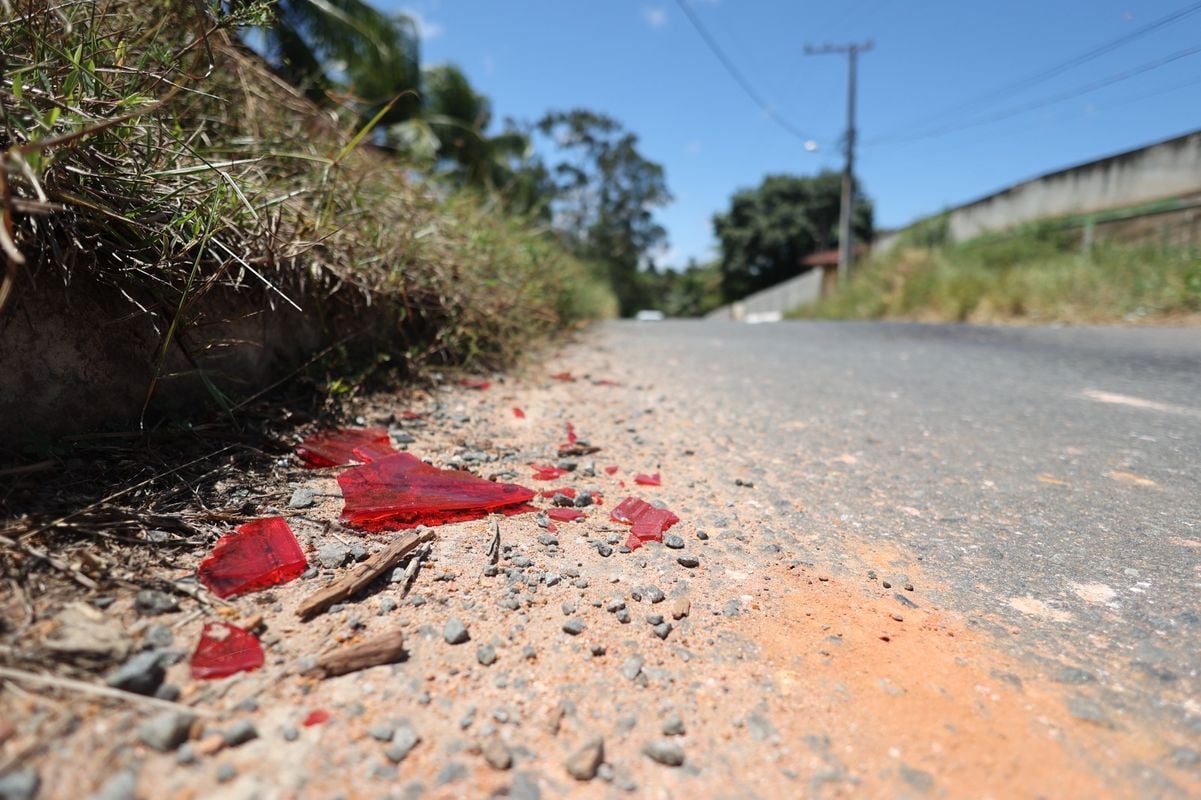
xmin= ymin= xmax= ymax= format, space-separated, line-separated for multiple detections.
xmin=609 ymin=496 xmax=680 ymax=550
xmin=540 ymin=487 xmax=577 ymax=499
xmin=604 ymin=465 xmax=619 ymax=476
xmin=191 ymin=622 xmax=264 ymax=679
xmin=530 ymin=464 xmax=568 ymax=481
xmin=339 ymin=453 xmax=536 ymax=531
xmin=303 ymin=710 xmax=331 ymax=727
xmin=634 ymin=472 xmax=662 ymax=486
xmin=550 ymin=371 xmax=576 ymax=382
xmin=296 ymin=427 xmax=394 ymax=468
xmin=547 ymin=508 xmax=585 ymax=523
xmin=197 ymin=518 xmax=307 ymax=599
xmin=461 ymin=378 xmax=491 ymax=390
xmin=513 ymin=407 xmax=526 ymax=419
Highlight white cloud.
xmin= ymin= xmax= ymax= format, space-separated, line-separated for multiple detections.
xmin=642 ymin=7 xmax=668 ymax=29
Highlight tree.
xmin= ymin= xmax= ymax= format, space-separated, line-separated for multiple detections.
xmin=713 ymin=171 xmax=872 ymax=301
xmin=536 ymin=110 xmax=672 ymax=315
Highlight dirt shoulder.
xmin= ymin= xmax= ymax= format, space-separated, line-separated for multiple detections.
xmin=3 ymin=332 xmax=1197 ymax=799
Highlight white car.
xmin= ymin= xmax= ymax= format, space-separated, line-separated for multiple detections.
xmin=635 ymin=310 xmax=666 ymax=321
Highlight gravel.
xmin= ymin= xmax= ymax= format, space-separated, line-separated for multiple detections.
xmin=223 ymin=719 xmax=259 ymax=747
xmin=215 ymin=764 xmax=237 ymax=783
xmin=644 ymin=586 xmax=665 ymax=604
xmin=138 ymin=710 xmax=196 ymax=752
xmin=621 ymin=656 xmax=644 ymax=681
xmin=562 ymin=618 xmax=585 ymax=636
xmin=669 ymin=598 xmax=691 ymax=620
xmin=661 ymin=711 xmax=685 ymax=736
xmin=677 ymin=555 xmax=700 ymax=568
xmin=642 ymin=739 xmax=686 ymax=766
xmin=134 ymin=590 xmax=178 ymax=616
xmin=444 ymin=618 xmax=470 ymax=645
xmin=482 ymin=737 xmax=513 ymax=770
xmin=88 ymin=769 xmax=138 ymax=800
xmin=0 ymin=769 xmax=39 ymax=800
xmin=368 ymin=722 xmax=396 ymax=742
xmin=386 ymin=725 xmax=421 ymax=763
xmin=663 ymin=535 xmax=685 ymax=549
xmin=653 ymin=622 xmax=673 ymax=640
xmin=565 ymin=736 xmax=605 ymax=780
xmin=105 ymin=651 xmax=164 ymax=696
xmin=317 ymin=542 xmax=351 ymax=569
xmin=288 ymin=488 xmax=315 ymax=508
xmin=477 ymin=644 xmax=498 ymax=666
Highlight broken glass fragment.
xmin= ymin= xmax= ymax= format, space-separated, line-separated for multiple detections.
xmin=565 ymin=423 xmax=577 ymax=445
xmin=513 ymin=407 xmax=526 ymax=419
xmin=547 ymin=508 xmax=585 ymax=523
xmin=197 ymin=518 xmax=307 ymax=599
xmin=296 ymin=428 xmax=394 ymax=468
xmin=461 ymin=378 xmax=491 ymax=390
xmin=191 ymin=622 xmax=264 ymax=679
xmin=609 ymin=496 xmax=680 ymax=550
xmin=593 ymin=379 xmax=621 ymax=387
xmin=529 ymin=464 xmax=568 ymax=481
xmin=540 ymin=487 xmax=577 ymax=499
xmin=604 ymin=465 xmax=619 ymax=476
xmin=634 ymin=472 xmax=661 ymax=486
xmin=339 ymin=453 xmax=536 ymax=531
xmin=303 ymin=710 xmax=331 ymax=727
xmin=550 ymin=372 xmax=576 ymax=382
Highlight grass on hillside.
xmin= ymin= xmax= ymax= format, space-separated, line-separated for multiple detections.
xmin=0 ymin=0 xmax=615 ymax=408
xmin=793 ymin=223 xmax=1201 ymax=324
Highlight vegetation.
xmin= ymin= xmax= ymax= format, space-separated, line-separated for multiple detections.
xmin=0 ymin=0 xmax=616 ymax=426
xmin=714 ymin=171 xmax=872 ymax=302
xmin=794 ymin=223 xmax=1201 ymax=324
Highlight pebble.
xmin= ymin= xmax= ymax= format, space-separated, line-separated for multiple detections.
xmin=561 ymin=603 xmax=576 ymax=616
xmin=134 ymin=590 xmax=179 ymax=616
xmin=597 ymin=544 xmax=613 ymax=557
xmin=645 ymin=586 xmax=665 ymax=604
xmin=890 ymin=612 xmax=904 ymax=622
xmin=661 ymin=712 xmax=685 ymax=736
xmin=676 ymin=555 xmax=700 ymax=568
xmin=669 ymin=598 xmax=691 ymax=620
xmin=106 ymin=651 xmax=164 ymax=696
xmin=154 ymin=683 xmax=181 ymax=702
xmin=642 ymin=739 xmax=685 ymax=766
xmin=590 ymin=644 xmax=606 ymax=656
xmin=481 ymin=737 xmax=513 ymax=770
xmin=288 ymin=488 xmax=315 ymax=508
xmin=0 ymin=769 xmax=39 ymax=800
xmin=138 ymin=710 xmax=197 ymax=752
xmin=436 ymin=762 xmax=468 ymax=785
xmin=663 ymin=535 xmax=685 ymax=550
xmin=282 ymin=726 xmax=299 ymax=742
xmin=215 ymin=764 xmax=237 ymax=784
xmin=386 ymin=725 xmax=421 ymax=763
xmin=89 ymin=769 xmax=137 ymax=800
xmin=615 ymin=608 xmax=631 ymax=624
xmin=380 ymin=596 xmax=398 ymax=614
xmin=605 ymin=599 xmax=626 ymax=613
xmin=574 ymin=491 xmax=594 ymax=508
xmin=317 ymin=542 xmax=351 ymax=569
xmin=621 ymin=656 xmax=644 ymax=681
xmin=522 ymin=645 xmax=537 ymax=660
xmin=565 ymin=736 xmax=605 ymax=780
xmin=572 ymin=578 xmax=589 ymax=589
xmin=368 ymin=722 xmax=396 ymax=742
xmin=537 ymin=534 xmax=559 ymax=547
xmin=444 ymin=618 xmax=470 ymax=645
xmin=894 ymin=593 xmax=918 ymax=609
xmin=562 ymin=619 xmax=585 ymax=636
xmin=176 ymin=743 xmax=197 ymax=764
xmin=653 ymin=623 xmax=673 ymax=640
xmin=510 ymin=771 xmax=542 ymax=800
xmin=223 ymin=720 xmax=258 ymax=747
xmin=696 ymin=531 xmax=709 ymax=540
xmin=477 ymin=644 xmax=498 ymax=666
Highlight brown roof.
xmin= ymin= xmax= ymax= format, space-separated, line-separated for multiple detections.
xmin=800 ymin=245 xmax=869 ymax=267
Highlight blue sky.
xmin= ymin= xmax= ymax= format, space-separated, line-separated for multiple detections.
xmin=386 ymin=0 xmax=1201 ymax=266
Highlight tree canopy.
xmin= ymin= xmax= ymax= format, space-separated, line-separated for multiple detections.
xmin=713 ymin=171 xmax=873 ymax=302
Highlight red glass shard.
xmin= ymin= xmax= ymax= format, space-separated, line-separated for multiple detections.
xmin=547 ymin=522 xmax=559 ymax=534
xmin=513 ymin=407 xmax=525 ymax=419
xmin=530 ymin=464 xmax=568 ymax=481
xmin=461 ymin=378 xmax=491 ymax=390
xmin=197 ymin=518 xmax=307 ymax=599
xmin=191 ymin=622 xmax=264 ymax=679
xmin=604 ymin=465 xmax=619 ymax=476
xmin=547 ymin=508 xmax=585 ymax=523
xmin=296 ymin=428 xmax=394 ymax=468
xmin=593 ymin=379 xmax=621 ymax=387
xmin=303 ymin=710 xmax=331 ymax=727
xmin=351 ymin=441 xmax=398 ymax=463
xmin=609 ymin=496 xmax=680 ymax=550
xmin=550 ymin=372 xmax=576 ymax=382
xmin=401 ymin=410 xmax=423 ymax=420
xmin=565 ymin=423 xmax=578 ymax=445
xmin=339 ymin=453 xmax=536 ymax=531
xmin=634 ymin=472 xmax=661 ymax=486
xmin=540 ymin=487 xmax=577 ymax=499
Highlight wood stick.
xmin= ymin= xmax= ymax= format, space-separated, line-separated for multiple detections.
xmin=399 ymin=542 xmax=430 ymax=598
xmin=296 ymin=529 xmax=434 ymax=619
xmin=0 ymin=665 xmax=214 ymax=716
xmin=311 ymin=630 xmax=406 ymax=678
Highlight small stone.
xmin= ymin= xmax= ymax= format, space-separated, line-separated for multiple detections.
xmin=605 ymin=599 xmax=626 ymax=613
xmin=574 ymin=491 xmax=594 ymax=508
xmin=510 ymin=771 xmax=542 ymax=800
xmin=223 ymin=720 xmax=258 ymax=747
xmin=522 ymin=645 xmax=537 ymax=660
xmin=386 ymin=725 xmax=421 ymax=763
xmin=882 ymin=580 xmax=892 ymax=589
xmin=215 ymin=764 xmax=237 ymax=784
xmin=663 ymin=535 xmax=685 ymax=550
xmin=562 ymin=619 xmax=585 ymax=636
xmin=621 ymin=656 xmax=644 ymax=681
xmin=890 ymin=612 xmax=904 ymax=622
xmin=481 ymin=737 xmax=513 ymax=770
xmin=154 ymin=683 xmax=181 ymax=702
xmin=90 ymin=769 xmax=137 ymax=800
xmin=317 ymin=542 xmax=351 ymax=569
xmin=444 ymin=618 xmax=470 ymax=645
xmin=561 ymin=602 xmax=576 ymax=616
xmin=661 ymin=712 xmax=685 ymax=736
xmin=436 ymin=762 xmax=468 ymax=786
xmin=894 ymin=593 xmax=918 ymax=609
xmin=572 ymin=578 xmax=589 ymax=589
xmin=368 ymin=722 xmax=396 ymax=742
xmin=236 ymin=697 xmax=258 ymax=713
xmin=537 ymin=534 xmax=559 ymax=547
xmin=642 ymin=739 xmax=685 ymax=766
xmin=139 ymin=710 xmax=197 ymax=752
xmin=645 ymin=587 xmax=665 ymax=604
xmin=696 ymin=531 xmax=709 ymax=540
xmin=288 ymin=488 xmax=315 ymax=508
xmin=176 ymin=743 xmax=197 ymax=764
xmin=349 ymin=543 xmax=369 ymax=562
xmin=135 ymin=590 xmax=179 ymax=616
xmin=653 ymin=623 xmax=672 ymax=640
xmin=590 ymin=644 xmax=606 ymax=657
xmin=565 ymin=736 xmax=604 ymax=780
xmin=106 ymin=651 xmax=164 ymax=696
xmin=0 ymin=769 xmax=39 ymax=800
xmin=615 ymin=608 xmax=631 ymax=624
xmin=597 ymin=544 xmax=613 ymax=557
xmin=676 ymin=555 xmax=699 ymax=569
xmin=669 ymin=598 xmax=691 ymax=620
xmin=646 ymin=614 xmax=664 ymax=625
xmin=282 ymin=726 xmax=299 ymax=742
xmin=380 ymin=596 xmax=398 ymax=614
xmin=477 ymin=645 xmax=498 ymax=666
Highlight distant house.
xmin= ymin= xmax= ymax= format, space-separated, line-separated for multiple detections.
xmin=800 ymin=245 xmax=870 ymax=297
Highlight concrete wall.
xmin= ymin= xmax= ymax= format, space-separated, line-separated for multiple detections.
xmin=705 ymin=267 xmax=824 ymax=321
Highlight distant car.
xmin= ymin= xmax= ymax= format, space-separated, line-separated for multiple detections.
xmin=635 ymin=310 xmax=666 ymax=321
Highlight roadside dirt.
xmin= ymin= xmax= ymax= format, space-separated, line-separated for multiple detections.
xmin=3 ymin=334 xmax=1198 ymax=799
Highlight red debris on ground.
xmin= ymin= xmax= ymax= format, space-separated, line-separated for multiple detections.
xmin=540 ymin=487 xmax=577 ymax=499
xmin=513 ymin=407 xmax=525 ymax=419
xmin=461 ymin=378 xmax=492 ymax=391
xmin=604 ymin=465 xmax=620 ymax=475
xmin=593 ymin=379 xmax=621 ymax=387
xmin=530 ymin=464 xmax=568 ymax=481
xmin=634 ymin=472 xmax=662 ymax=486
xmin=190 ymin=622 xmax=264 ymax=680
xmin=610 ymin=496 xmax=680 ymax=550
xmin=547 ymin=508 xmax=585 ymax=523
xmin=302 ymin=710 xmax=331 ymax=727
xmin=547 ymin=522 xmax=559 ymax=534
xmin=550 ymin=371 xmax=576 ymax=382
xmin=296 ymin=427 xmax=395 ymax=468
xmin=565 ymin=422 xmax=578 ymax=445
xmin=339 ymin=453 xmax=536 ymax=531
xmin=197 ymin=518 xmax=307 ymax=599
xmin=401 ymin=410 xmax=423 ymax=420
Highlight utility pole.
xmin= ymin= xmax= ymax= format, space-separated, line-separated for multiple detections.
xmin=805 ymin=40 xmax=872 ymax=285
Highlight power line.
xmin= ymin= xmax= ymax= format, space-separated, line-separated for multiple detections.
xmin=869 ymin=44 xmax=1201 ymax=147
xmin=873 ymin=0 xmax=1201 ymax=140
xmin=672 ymin=0 xmax=817 ymax=144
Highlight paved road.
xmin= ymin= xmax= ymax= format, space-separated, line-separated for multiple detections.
xmin=598 ymin=319 xmax=1201 ymax=736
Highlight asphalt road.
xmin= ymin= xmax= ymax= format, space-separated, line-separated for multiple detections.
xmin=597 ymin=319 xmax=1201 ymax=737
